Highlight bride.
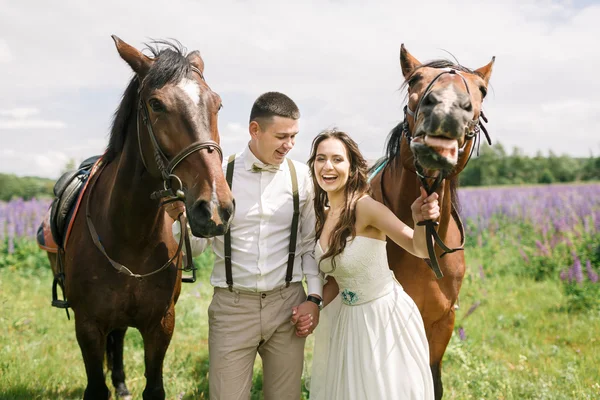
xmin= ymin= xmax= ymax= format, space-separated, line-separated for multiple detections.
xmin=300 ymin=129 xmax=436 ymax=399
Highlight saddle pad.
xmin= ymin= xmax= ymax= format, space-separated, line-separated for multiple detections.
xmin=36 ymin=157 xmax=102 ymax=252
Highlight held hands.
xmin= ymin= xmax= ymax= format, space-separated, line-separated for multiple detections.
xmin=411 ymin=187 xmax=440 ymax=223
xmin=291 ymin=301 xmax=320 ymax=338
xmin=165 ymin=201 xmax=186 ymax=220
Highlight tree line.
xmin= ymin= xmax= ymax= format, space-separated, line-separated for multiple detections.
xmin=1 ymin=143 xmax=599 ymax=201
xmin=458 ymin=143 xmax=599 ymax=186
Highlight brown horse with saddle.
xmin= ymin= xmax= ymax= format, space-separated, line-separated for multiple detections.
xmin=38 ymin=36 xmax=234 ymax=399
xmin=369 ymin=45 xmax=494 ymax=399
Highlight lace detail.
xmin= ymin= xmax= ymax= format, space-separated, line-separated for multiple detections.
xmin=316 ymin=236 xmax=396 ymax=305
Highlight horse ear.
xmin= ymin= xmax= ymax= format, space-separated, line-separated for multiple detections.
xmin=400 ymin=44 xmax=421 ymax=79
xmin=474 ymin=56 xmax=495 ymax=85
xmin=187 ymin=51 xmax=205 ymax=74
xmin=111 ymin=35 xmax=153 ymax=76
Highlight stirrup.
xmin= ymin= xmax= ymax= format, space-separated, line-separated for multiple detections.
xmin=52 ymin=275 xmax=71 ymax=319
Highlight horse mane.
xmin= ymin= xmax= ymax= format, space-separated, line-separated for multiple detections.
xmin=368 ymin=59 xmax=472 ymax=211
xmin=104 ymin=40 xmax=194 ymax=164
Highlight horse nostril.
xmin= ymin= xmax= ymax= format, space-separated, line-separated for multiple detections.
xmin=189 ymin=200 xmax=211 ymax=222
xmin=220 ymin=201 xmax=235 ymax=224
xmin=461 ymin=99 xmax=473 ymax=112
xmin=422 ymin=91 xmax=441 ymax=107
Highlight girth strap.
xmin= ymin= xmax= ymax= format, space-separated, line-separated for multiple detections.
xmin=223 ymin=155 xmax=300 ymax=291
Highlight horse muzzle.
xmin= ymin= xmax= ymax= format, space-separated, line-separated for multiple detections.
xmin=187 ymin=199 xmax=234 ymax=238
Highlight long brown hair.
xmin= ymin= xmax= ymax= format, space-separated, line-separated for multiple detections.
xmin=307 ymin=129 xmax=370 ymax=269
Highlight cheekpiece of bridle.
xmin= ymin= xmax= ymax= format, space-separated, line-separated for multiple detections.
xmin=402 ymin=68 xmax=492 ymax=279
xmin=136 ymin=65 xmax=223 ymax=202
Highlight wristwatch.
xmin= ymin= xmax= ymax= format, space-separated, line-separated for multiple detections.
xmin=306 ymin=295 xmax=323 ymax=310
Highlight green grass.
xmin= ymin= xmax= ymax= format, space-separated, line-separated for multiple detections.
xmin=1 ymin=240 xmax=599 ymax=399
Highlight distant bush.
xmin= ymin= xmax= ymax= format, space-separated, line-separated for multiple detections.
xmin=0 ymin=173 xmax=54 ymax=201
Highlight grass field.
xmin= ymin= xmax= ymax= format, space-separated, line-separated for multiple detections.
xmin=1 ymin=184 xmax=600 ymax=399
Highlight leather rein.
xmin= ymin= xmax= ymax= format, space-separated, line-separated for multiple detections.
xmin=86 ymin=66 xmax=223 ymax=280
xmin=403 ymin=68 xmax=491 ymax=279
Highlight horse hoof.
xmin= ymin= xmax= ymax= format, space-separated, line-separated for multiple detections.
xmin=115 ymin=383 xmax=131 ymax=400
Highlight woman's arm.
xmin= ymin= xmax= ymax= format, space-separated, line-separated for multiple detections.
xmin=322 ymin=276 xmax=340 ymax=307
xmin=358 ymin=189 xmax=439 ymax=258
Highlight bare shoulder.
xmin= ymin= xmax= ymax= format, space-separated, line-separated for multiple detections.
xmin=355 ymin=195 xmax=386 ymax=223
xmin=356 ymin=195 xmax=386 ymax=215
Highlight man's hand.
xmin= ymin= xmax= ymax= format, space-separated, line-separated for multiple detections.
xmin=165 ymin=201 xmax=186 ymax=220
xmin=291 ymin=301 xmax=320 ymax=338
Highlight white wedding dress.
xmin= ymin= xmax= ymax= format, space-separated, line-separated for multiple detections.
xmin=309 ymin=236 xmax=434 ymax=400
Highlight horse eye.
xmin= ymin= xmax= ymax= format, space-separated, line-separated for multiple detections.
xmin=479 ymin=86 xmax=488 ymax=99
xmin=218 ymin=103 xmax=224 ymax=112
xmin=407 ymin=74 xmax=421 ymax=87
xmin=148 ymin=98 xmax=165 ymax=112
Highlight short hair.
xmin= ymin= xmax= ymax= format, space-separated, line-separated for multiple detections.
xmin=249 ymin=92 xmax=300 ymax=125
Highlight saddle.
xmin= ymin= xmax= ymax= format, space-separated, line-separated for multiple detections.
xmin=37 ymin=155 xmax=101 ymax=252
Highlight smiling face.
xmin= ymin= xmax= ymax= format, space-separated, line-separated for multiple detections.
xmin=250 ymin=116 xmax=299 ymax=165
xmin=313 ymin=138 xmax=351 ymax=195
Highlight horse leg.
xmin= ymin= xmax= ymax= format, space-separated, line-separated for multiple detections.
xmin=429 ymin=308 xmax=456 ymax=400
xmin=75 ymin=317 xmax=111 ymax=400
xmin=140 ymin=308 xmax=175 ymax=400
xmin=107 ymin=328 xmax=131 ymax=399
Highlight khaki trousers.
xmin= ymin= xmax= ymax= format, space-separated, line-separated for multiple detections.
xmin=208 ymin=282 xmax=307 ymax=400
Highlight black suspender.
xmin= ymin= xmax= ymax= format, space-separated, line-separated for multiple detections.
xmin=224 ymin=154 xmax=236 ymax=291
xmin=224 ymin=155 xmax=300 ymax=291
xmin=286 ymin=160 xmax=300 ymax=288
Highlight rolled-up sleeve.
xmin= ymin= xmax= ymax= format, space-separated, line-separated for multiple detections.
xmin=299 ymin=172 xmax=325 ymax=297
xmin=172 ymin=220 xmax=211 ymax=257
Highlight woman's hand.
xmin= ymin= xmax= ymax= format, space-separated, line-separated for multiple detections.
xmin=411 ymin=187 xmax=440 ymax=223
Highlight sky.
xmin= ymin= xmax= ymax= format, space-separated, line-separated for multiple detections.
xmin=0 ymin=0 xmax=599 ymax=179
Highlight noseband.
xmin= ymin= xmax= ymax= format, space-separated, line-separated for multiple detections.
xmin=137 ymin=65 xmax=223 ymax=201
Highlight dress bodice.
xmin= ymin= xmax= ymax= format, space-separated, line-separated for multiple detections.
xmin=316 ymin=236 xmax=396 ymax=305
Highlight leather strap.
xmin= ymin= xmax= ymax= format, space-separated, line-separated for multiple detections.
xmin=286 ymin=158 xmax=300 ymax=287
xmin=224 ymin=154 xmax=236 ymax=291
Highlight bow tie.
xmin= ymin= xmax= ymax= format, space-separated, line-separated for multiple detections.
xmin=251 ymin=162 xmax=280 ymax=173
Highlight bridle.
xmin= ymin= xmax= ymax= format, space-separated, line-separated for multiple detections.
xmin=85 ymin=65 xmax=223 ymax=281
xmin=136 ymin=65 xmax=224 ymax=201
xmin=403 ymin=68 xmax=492 ymax=279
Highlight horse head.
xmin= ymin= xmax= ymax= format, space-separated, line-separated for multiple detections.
xmin=399 ymin=44 xmax=494 ymax=174
xmin=112 ymin=36 xmax=234 ymax=238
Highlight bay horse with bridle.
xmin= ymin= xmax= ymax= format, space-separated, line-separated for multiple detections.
xmin=46 ymin=36 xmax=234 ymax=399
xmin=369 ymin=45 xmax=494 ymax=399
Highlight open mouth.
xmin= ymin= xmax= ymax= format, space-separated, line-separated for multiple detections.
xmin=321 ymin=175 xmax=338 ymax=184
xmin=410 ymin=135 xmax=459 ymax=171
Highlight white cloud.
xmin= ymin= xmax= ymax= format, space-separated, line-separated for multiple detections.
xmin=0 ymin=40 xmax=14 ymax=64
xmin=0 ymin=149 xmax=69 ymax=178
xmin=0 ymin=108 xmax=39 ymax=119
xmin=0 ymin=119 xmax=67 ymax=129
xmin=0 ymin=0 xmax=599 ymax=177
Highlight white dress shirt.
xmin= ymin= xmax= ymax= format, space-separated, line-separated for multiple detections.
xmin=173 ymin=145 xmax=323 ymax=297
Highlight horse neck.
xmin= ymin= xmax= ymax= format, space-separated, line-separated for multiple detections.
xmin=384 ymin=155 xmax=453 ymax=237
xmin=98 ymin=122 xmax=165 ymax=246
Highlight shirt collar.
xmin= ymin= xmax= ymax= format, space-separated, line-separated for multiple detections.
xmin=243 ymin=144 xmax=285 ymax=172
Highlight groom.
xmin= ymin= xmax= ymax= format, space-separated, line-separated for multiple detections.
xmin=168 ymin=91 xmax=322 ymax=400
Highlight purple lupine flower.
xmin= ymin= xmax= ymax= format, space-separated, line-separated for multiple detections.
xmin=464 ymin=301 xmax=481 ymax=319
xmin=535 ymin=240 xmax=549 ymax=256
xmin=572 ymin=253 xmax=584 ymax=284
xmin=585 ymin=260 xmax=599 ymax=283
xmin=560 ymin=269 xmax=568 ymax=282
xmin=519 ymin=248 xmax=530 ymax=263
xmin=458 ymin=326 xmax=466 ymax=341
